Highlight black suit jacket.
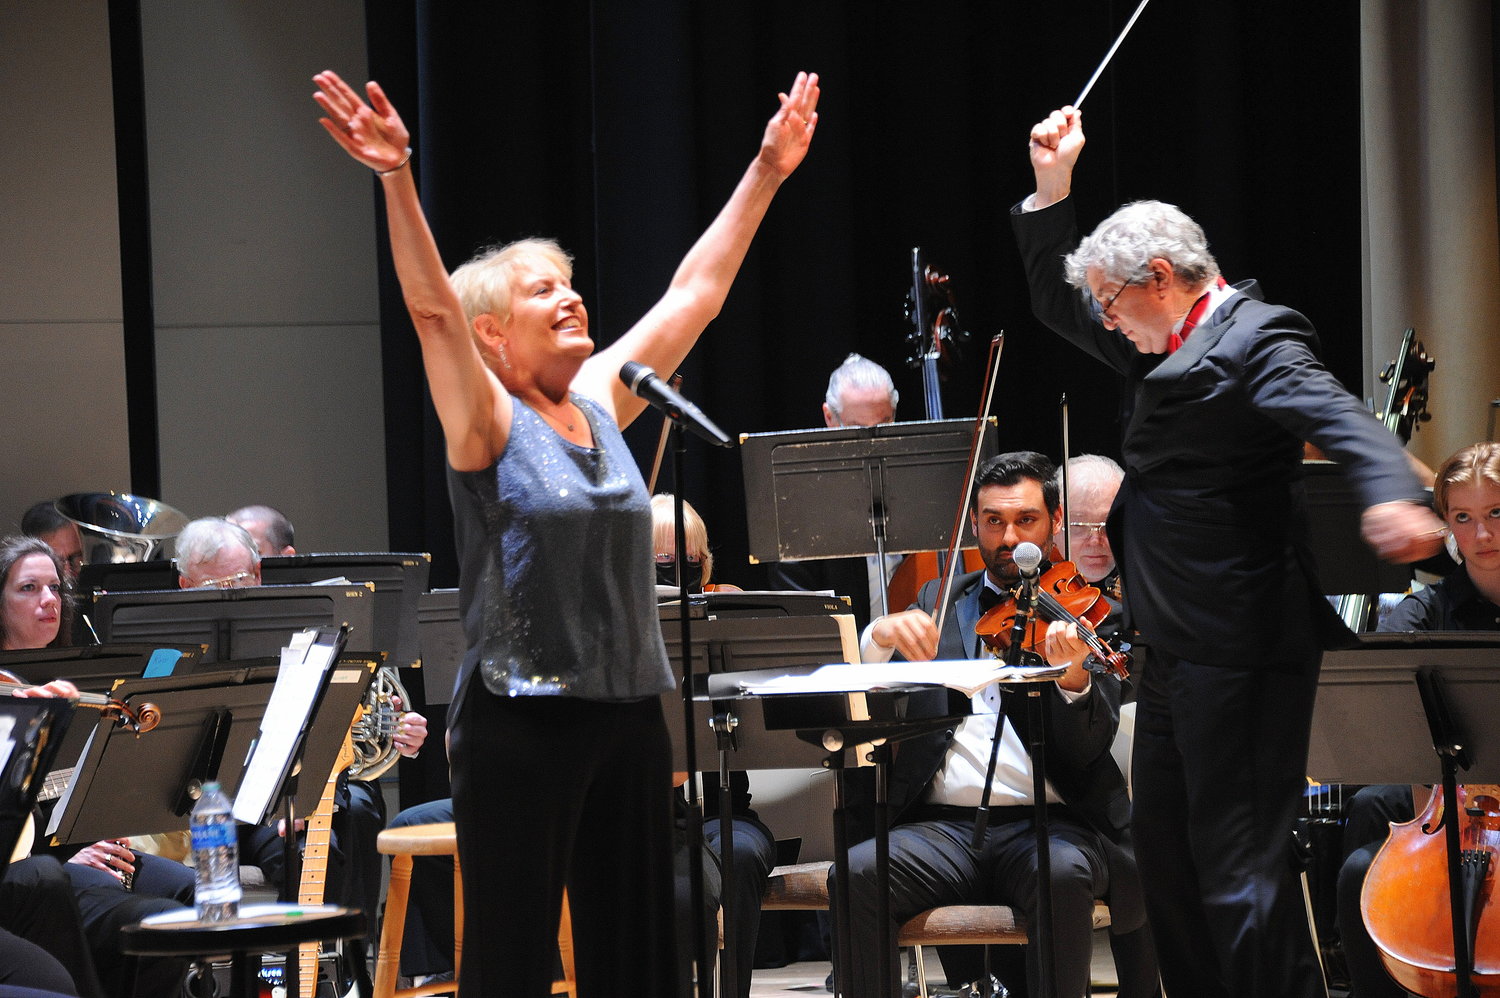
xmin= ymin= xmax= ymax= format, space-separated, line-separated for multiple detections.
xmin=881 ymin=569 xmax=1144 ymax=932
xmin=1012 ymin=199 xmax=1425 ymax=670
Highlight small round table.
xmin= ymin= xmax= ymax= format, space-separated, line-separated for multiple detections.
xmin=120 ymin=902 xmax=366 ymax=998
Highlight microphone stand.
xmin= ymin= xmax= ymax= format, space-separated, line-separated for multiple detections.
xmin=669 ymin=426 xmax=714 ymax=998
xmin=970 ymin=566 xmax=1055 ymax=998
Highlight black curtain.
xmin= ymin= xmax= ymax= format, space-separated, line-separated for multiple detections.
xmin=368 ymin=0 xmax=1363 ymax=589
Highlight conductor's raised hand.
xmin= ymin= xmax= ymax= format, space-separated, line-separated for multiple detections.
xmin=759 ymin=71 xmax=821 ymax=179
xmin=1028 ymin=106 xmax=1084 ymax=208
xmin=313 ymin=70 xmax=412 ymax=173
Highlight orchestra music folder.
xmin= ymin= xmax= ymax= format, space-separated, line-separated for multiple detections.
xmin=740 ymin=417 xmax=997 ymax=564
xmin=1308 ymin=631 xmax=1500 ymax=784
xmin=91 ymin=582 xmax=378 ymax=664
xmin=46 ymin=646 xmax=375 ymax=844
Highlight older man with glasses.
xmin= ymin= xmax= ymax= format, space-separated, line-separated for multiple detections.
xmin=1011 ymin=105 xmax=1445 ymax=998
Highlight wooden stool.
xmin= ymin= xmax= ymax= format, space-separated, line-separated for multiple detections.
xmin=372 ymin=822 xmax=578 ymax=998
xmin=897 ymin=901 xmax=1113 ymax=998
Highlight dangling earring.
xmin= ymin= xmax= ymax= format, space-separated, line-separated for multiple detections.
xmin=498 ymin=343 xmax=513 ymax=370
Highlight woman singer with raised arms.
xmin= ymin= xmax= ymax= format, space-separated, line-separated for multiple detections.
xmin=312 ymin=69 xmax=819 ymax=997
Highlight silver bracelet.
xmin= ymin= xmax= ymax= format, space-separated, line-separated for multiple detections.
xmin=376 ymin=147 xmax=413 ymax=176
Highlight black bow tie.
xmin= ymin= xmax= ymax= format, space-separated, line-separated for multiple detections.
xmin=977 ymin=586 xmax=1006 ymax=614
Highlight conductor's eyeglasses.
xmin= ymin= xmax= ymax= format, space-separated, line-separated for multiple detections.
xmin=1067 ymin=521 xmax=1108 ymax=540
xmin=1088 ymin=276 xmax=1144 ymax=323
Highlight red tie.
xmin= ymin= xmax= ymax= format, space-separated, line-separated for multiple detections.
xmin=1166 ymin=276 xmax=1229 ymax=353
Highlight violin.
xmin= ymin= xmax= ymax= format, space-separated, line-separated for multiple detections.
xmin=972 ymin=557 xmax=1131 ymax=679
xmin=1361 ymin=783 xmax=1500 ymax=996
xmin=0 ymin=669 xmax=162 ymax=734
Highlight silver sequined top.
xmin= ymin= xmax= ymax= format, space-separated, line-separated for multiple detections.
xmin=446 ymin=394 xmax=672 ymax=711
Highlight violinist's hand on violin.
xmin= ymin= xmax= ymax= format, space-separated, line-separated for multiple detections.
xmin=869 ymin=609 xmax=941 ymax=662
xmin=1028 ymin=106 xmax=1084 ymax=209
xmin=1361 ymin=500 xmax=1447 ymax=564
xmin=1042 ymin=621 xmax=1093 ymax=693
xmin=10 ymin=679 xmax=79 ymax=699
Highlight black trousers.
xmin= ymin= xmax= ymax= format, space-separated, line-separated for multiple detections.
xmin=1132 ymin=653 xmax=1324 ymax=998
xmin=831 ymin=809 xmax=1108 ymax=998
xmin=0 ymin=858 xmax=94 ymax=997
xmin=449 ymin=686 xmax=678 ymax=998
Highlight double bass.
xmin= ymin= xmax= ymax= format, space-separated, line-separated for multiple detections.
xmin=885 ymin=247 xmax=984 ymax=609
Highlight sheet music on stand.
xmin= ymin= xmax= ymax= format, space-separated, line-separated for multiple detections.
xmin=234 ymin=626 xmax=348 ymax=824
xmin=730 ymin=659 xmax=1065 ymax=698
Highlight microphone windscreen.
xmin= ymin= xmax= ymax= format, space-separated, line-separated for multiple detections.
xmin=1013 ymin=542 xmax=1043 ymax=575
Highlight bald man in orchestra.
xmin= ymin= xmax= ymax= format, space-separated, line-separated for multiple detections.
xmin=1011 ymin=106 xmax=1445 ymax=998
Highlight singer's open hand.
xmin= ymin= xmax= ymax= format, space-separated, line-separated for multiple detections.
xmin=758 ymin=72 xmax=820 ymax=179
xmin=313 ymin=70 xmax=411 ymax=174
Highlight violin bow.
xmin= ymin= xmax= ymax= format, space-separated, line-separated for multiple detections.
xmin=1059 ymin=394 xmax=1072 ymax=563
xmin=1073 ymin=0 xmax=1153 ymax=110
xmin=933 ymin=332 xmax=1004 ymax=642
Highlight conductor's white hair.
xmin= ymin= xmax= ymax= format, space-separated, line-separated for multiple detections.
xmin=1064 ymin=200 xmax=1219 ymax=293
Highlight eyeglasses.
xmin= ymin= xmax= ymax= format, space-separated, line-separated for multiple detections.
xmin=1067 ymin=521 xmax=1108 ymax=540
xmin=1088 ymin=275 xmax=1145 ymax=323
xmin=190 ymin=570 xmax=256 ymax=589
xmin=653 ymin=554 xmax=701 ymax=566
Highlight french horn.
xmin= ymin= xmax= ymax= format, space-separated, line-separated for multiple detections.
xmin=348 ymin=665 xmax=410 ymax=782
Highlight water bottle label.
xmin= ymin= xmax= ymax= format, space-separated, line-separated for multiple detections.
xmin=191 ymin=821 xmax=236 ymax=852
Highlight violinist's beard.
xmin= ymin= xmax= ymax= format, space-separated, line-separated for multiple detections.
xmin=981 ymin=544 xmax=1022 ymax=588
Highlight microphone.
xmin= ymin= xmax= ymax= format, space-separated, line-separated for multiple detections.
xmin=619 ymin=362 xmax=732 ymax=448
xmin=1012 ymin=542 xmax=1043 ymax=580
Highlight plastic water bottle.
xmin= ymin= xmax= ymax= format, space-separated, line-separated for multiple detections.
xmin=190 ymin=781 xmax=241 ymax=922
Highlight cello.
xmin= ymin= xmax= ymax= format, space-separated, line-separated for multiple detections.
xmin=884 ymin=247 xmax=985 ymax=609
xmin=1362 ymin=783 xmax=1500 ymax=996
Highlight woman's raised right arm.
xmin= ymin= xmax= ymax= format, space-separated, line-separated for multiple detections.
xmin=313 ymin=71 xmax=508 ymax=469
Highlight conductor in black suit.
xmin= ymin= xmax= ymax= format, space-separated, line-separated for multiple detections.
xmin=836 ymin=451 xmax=1151 ymax=998
xmin=1011 ymin=107 xmax=1446 ymax=998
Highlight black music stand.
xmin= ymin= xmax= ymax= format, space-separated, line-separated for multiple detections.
xmin=0 ymin=697 xmax=76 ymax=876
xmin=741 ymin=418 xmax=996 ymax=619
xmin=258 ymin=553 xmax=431 ymax=670
xmin=729 ymin=661 xmax=1064 ymax=998
xmin=1309 ymin=633 xmax=1500 ymax=997
xmin=416 ymin=589 xmax=462 ymax=707
xmin=90 ymin=583 xmax=379 ymax=663
xmin=0 ymin=643 xmax=205 ymax=773
xmin=45 ymin=646 xmax=374 ymax=844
